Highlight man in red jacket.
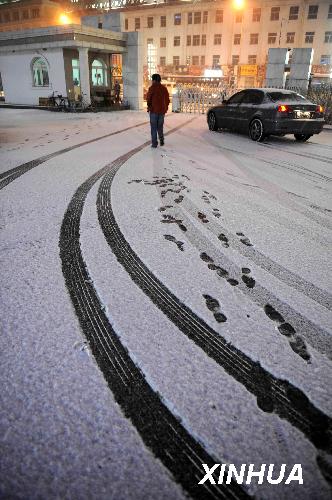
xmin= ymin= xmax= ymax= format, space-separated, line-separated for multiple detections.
xmin=146 ymin=73 xmax=170 ymax=148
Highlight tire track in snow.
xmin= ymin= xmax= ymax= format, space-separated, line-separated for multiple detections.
xmin=97 ymin=152 xmax=332 ymax=471
xmin=0 ymin=121 xmax=148 ymax=191
xmin=60 ymin=120 xmax=250 ymax=500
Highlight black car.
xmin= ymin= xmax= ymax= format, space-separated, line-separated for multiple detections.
xmin=207 ymin=88 xmax=325 ymax=142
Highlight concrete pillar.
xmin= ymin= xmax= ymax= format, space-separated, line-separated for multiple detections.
xmin=265 ymin=48 xmax=289 ymax=88
xmin=122 ymin=32 xmax=143 ymax=111
xmin=287 ymin=48 xmax=314 ymax=90
xmin=78 ymin=47 xmax=91 ymax=105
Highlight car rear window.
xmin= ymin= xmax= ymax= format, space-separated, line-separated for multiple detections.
xmin=267 ymin=92 xmax=306 ymax=102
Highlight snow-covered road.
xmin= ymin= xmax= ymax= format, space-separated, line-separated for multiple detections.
xmin=1 ymin=109 xmax=331 ymax=500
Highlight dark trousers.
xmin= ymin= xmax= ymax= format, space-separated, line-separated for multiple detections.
xmin=150 ymin=112 xmax=165 ymax=146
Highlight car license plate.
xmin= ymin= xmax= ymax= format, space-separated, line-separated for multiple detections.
xmin=295 ymin=110 xmax=311 ymax=119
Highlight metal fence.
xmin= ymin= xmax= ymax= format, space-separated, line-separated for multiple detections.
xmin=174 ymin=83 xmax=332 ymax=123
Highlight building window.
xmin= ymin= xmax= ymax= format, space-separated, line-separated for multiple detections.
xmin=234 ymin=34 xmax=241 ymax=45
xmin=31 ymin=57 xmax=50 ymax=87
xmin=235 ymin=13 xmax=243 ymax=22
xmin=203 ymin=11 xmax=208 ymax=23
xmin=4 ymin=12 xmax=10 ymax=22
xmin=320 ymin=54 xmax=331 ymax=64
xmin=147 ymin=17 xmax=153 ymax=28
xmin=173 ymin=56 xmax=180 ymax=66
xmin=13 ymin=11 xmax=19 ymax=21
xmin=248 ymin=55 xmax=257 ymax=64
xmin=305 ymin=31 xmax=314 ymax=43
xmin=192 ymin=56 xmax=199 ymax=65
xmin=174 ymin=13 xmax=181 ymax=25
xmin=0 ymin=14 xmax=2 ymax=23
xmin=270 ymin=7 xmax=280 ymax=21
xmin=201 ymin=34 xmax=206 ymax=45
xmin=215 ymin=10 xmax=223 ymax=23
xmin=289 ymin=6 xmax=299 ymax=20
xmin=212 ymin=55 xmax=220 ymax=67
xmin=32 ymin=57 xmax=49 ymax=86
xmin=286 ymin=32 xmax=295 ymax=43
xmin=193 ymin=35 xmax=200 ymax=46
xmin=147 ymin=38 xmax=153 ymax=45
xmin=160 ymin=56 xmax=166 ymax=66
xmin=124 ymin=18 xmax=128 ymax=30
xmin=22 ymin=10 xmax=29 ymax=19
xmin=174 ymin=36 xmax=180 ymax=46
xmin=194 ymin=12 xmax=201 ymax=24
xmin=252 ymin=8 xmax=261 ymax=21
xmin=160 ymin=15 xmax=166 ymax=27
xmin=32 ymin=8 xmax=40 ymax=18
xmin=325 ymin=31 xmax=332 ymax=42
xmin=308 ymin=5 xmax=318 ymax=19
xmin=232 ymin=55 xmax=239 ymax=65
xmin=214 ymin=34 xmax=222 ymax=45
xmin=250 ymin=33 xmax=259 ymax=44
xmin=268 ymin=32 xmax=277 ymax=44
xmin=135 ymin=18 xmax=140 ymax=30
xmin=72 ymin=59 xmax=80 ymax=86
xmin=187 ymin=35 xmax=191 ymax=46
xmin=188 ymin=12 xmax=192 ymax=24
xmin=328 ymin=5 xmax=332 ymax=18
xmin=160 ymin=37 xmax=166 ymax=48
xmin=201 ymin=55 xmax=205 ymax=65
xmin=91 ymin=59 xmax=107 ymax=86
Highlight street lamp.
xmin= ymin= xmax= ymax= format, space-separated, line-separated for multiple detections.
xmin=233 ymin=0 xmax=245 ymax=10
xmin=59 ymin=14 xmax=71 ymax=25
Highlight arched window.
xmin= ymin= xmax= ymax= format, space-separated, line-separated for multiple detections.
xmin=31 ymin=57 xmax=49 ymax=87
xmin=91 ymin=59 xmax=107 ymax=86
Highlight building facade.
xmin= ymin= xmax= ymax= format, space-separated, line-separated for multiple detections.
xmin=113 ymin=0 xmax=332 ymax=87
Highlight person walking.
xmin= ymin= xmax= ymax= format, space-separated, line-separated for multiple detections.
xmin=146 ymin=74 xmax=170 ymax=148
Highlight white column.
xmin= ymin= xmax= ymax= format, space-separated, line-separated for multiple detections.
xmin=78 ymin=47 xmax=91 ymax=105
xmin=265 ymin=48 xmax=289 ymax=88
xmin=288 ymin=48 xmax=314 ymax=90
xmin=122 ymin=32 xmax=143 ymax=111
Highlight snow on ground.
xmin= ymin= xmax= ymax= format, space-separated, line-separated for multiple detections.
xmin=1 ymin=109 xmax=331 ymax=500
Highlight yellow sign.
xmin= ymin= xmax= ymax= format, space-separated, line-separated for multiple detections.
xmin=239 ymin=65 xmax=258 ymax=76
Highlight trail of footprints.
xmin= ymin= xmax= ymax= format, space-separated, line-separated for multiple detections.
xmin=128 ymin=174 xmax=310 ymax=362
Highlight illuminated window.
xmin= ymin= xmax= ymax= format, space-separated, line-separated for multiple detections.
xmin=174 ymin=36 xmax=180 ymax=46
xmin=160 ymin=15 xmax=166 ymax=27
xmin=160 ymin=37 xmax=166 ymax=47
xmin=91 ymin=59 xmax=107 ymax=86
xmin=31 ymin=57 xmax=49 ymax=87
xmin=270 ymin=7 xmax=280 ymax=21
xmin=201 ymin=34 xmax=206 ymax=45
xmin=214 ymin=34 xmax=222 ymax=45
xmin=72 ymin=59 xmax=80 ymax=86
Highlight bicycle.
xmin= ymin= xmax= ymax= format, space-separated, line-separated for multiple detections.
xmin=70 ymin=92 xmax=95 ymax=113
xmin=48 ymin=91 xmax=70 ymax=112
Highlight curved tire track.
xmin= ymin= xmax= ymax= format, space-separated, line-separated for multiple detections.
xmin=60 ymin=122 xmax=250 ymax=500
xmin=97 ymin=161 xmax=332 ymax=462
xmin=0 ymin=121 xmax=148 ymax=191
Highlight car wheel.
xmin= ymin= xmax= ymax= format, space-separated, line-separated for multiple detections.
xmin=208 ymin=112 xmax=218 ymax=131
xmin=294 ymin=134 xmax=312 ymax=142
xmin=249 ymin=118 xmax=265 ymax=142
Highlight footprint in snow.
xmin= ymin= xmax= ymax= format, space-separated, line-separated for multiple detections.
xmin=203 ymin=294 xmax=227 ymax=323
xmin=164 ymin=234 xmax=184 ymax=251
xmin=236 ymin=232 xmax=253 ymax=247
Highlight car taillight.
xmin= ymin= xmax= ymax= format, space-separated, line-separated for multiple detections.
xmin=277 ymin=104 xmax=292 ymax=113
xmin=316 ymin=105 xmax=324 ymax=113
